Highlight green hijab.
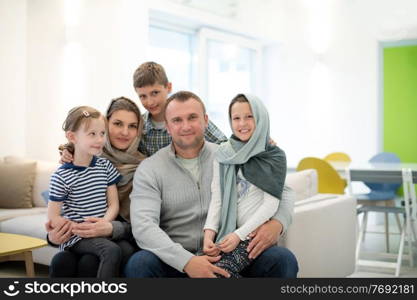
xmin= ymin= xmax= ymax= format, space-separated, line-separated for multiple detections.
xmin=215 ymin=94 xmax=286 ymax=243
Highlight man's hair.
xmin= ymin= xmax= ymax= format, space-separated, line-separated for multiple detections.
xmin=164 ymin=91 xmax=206 ymax=120
xmin=133 ymin=61 xmax=169 ymax=88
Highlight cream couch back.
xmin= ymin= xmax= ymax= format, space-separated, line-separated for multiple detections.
xmin=3 ymin=156 xmax=58 ymax=208
xmin=285 ymin=169 xmax=318 ymax=201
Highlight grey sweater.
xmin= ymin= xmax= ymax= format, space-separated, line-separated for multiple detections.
xmin=130 ymin=141 xmax=294 ymax=272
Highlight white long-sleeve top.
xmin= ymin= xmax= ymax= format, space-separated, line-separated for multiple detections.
xmin=204 ymin=161 xmax=280 ymax=241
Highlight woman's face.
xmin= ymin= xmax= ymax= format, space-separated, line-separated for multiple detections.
xmin=108 ymin=110 xmax=139 ymax=150
xmin=230 ymin=101 xmax=256 ymax=142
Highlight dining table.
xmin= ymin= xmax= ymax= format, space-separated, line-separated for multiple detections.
xmin=327 ymin=160 xmax=417 ymax=276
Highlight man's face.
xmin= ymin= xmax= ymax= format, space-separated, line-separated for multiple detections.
xmin=135 ymin=83 xmax=172 ymax=120
xmin=165 ymin=98 xmax=208 ymax=152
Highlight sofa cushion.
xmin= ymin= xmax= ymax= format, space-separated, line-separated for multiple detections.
xmin=280 ymin=195 xmax=357 ymax=277
xmin=0 ymin=207 xmax=47 ymax=222
xmin=0 ymin=213 xmax=48 ymax=240
xmin=285 ymin=169 xmax=318 ymax=202
xmin=0 ymin=161 xmax=37 ymax=208
xmin=4 ymin=156 xmax=59 ymax=208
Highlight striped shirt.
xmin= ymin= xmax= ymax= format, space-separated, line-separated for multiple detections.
xmin=138 ymin=112 xmax=228 ymax=156
xmin=49 ymin=156 xmax=122 ymax=250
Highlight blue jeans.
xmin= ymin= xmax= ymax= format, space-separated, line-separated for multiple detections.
xmin=124 ymin=246 xmax=298 ymax=278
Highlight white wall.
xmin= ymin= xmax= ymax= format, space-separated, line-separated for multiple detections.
xmin=2 ymin=0 xmax=417 ymax=164
xmin=0 ymin=0 xmax=27 ymax=157
xmin=24 ymin=0 xmax=148 ymax=161
xmin=264 ymin=0 xmax=417 ymax=166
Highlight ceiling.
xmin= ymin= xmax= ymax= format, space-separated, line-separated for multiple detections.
xmin=167 ymin=0 xmax=240 ymax=18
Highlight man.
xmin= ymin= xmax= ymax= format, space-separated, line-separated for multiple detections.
xmin=125 ymin=91 xmax=298 ymax=278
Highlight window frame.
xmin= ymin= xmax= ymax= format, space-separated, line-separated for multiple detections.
xmin=197 ymin=27 xmax=263 ymax=101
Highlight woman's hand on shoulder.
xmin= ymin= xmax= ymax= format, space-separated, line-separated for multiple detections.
xmin=59 ymin=148 xmax=73 ymax=164
xmin=71 ymin=217 xmax=113 ymax=238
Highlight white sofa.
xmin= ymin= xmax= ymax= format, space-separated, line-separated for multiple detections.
xmin=0 ymin=157 xmax=59 ymax=266
xmin=282 ymin=169 xmax=357 ymax=277
xmin=0 ymin=156 xmax=357 ymax=277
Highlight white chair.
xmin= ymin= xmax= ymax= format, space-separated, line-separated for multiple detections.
xmin=355 ymin=168 xmax=417 ymax=277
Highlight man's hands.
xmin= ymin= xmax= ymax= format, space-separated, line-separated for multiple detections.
xmin=183 ymin=256 xmax=230 ymax=278
xmin=45 ymin=217 xmax=113 ymax=245
xmin=71 ymin=217 xmax=113 ymax=238
xmin=217 ymin=233 xmax=240 ymax=253
xmin=45 ymin=219 xmax=73 ymax=245
xmin=247 ymin=219 xmax=283 ymax=259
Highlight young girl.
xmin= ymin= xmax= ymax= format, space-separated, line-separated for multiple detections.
xmin=48 ymin=106 xmax=122 ymax=278
xmin=203 ymin=94 xmax=287 ymax=278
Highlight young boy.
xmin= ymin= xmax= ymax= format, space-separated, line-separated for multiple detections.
xmin=132 ymin=61 xmax=227 ymax=156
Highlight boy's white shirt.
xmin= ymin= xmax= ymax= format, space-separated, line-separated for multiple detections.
xmin=204 ymin=160 xmax=279 ymax=241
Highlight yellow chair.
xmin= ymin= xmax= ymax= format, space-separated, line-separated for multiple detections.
xmin=324 ymin=152 xmax=351 ymax=163
xmin=297 ymin=157 xmax=347 ymax=194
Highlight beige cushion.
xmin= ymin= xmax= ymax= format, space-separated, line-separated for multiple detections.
xmin=0 ymin=207 xmax=47 ymax=222
xmin=285 ymin=169 xmax=318 ymax=202
xmin=4 ymin=156 xmax=59 ymax=207
xmin=0 ymin=161 xmax=37 ymax=208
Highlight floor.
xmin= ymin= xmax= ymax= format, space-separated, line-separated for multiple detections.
xmin=349 ymin=213 xmax=417 ymax=278
xmin=1 ymin=214 xmax=416 ymax=278
xmin=0 ymin=261 xmax=49 ymax=278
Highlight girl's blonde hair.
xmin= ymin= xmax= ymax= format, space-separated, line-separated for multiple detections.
xmin=62 ymin=106 xmax=104 ymax=132
xmin=62 ymin=106 xmax=105 ymax=150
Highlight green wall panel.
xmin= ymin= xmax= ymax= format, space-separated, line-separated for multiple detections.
xmin=383 ymin=45 xmax=417 ymax=163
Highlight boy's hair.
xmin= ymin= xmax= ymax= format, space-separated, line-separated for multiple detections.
xmin=164 ymin=91 xmax=206 ymax=120
xmin=133 ymin=61 xmax=169 ymax=88
xmin=228 ymin=94 xmax=249 ymax=118
xmin=62 ymin=106 xmax=104 ymax=133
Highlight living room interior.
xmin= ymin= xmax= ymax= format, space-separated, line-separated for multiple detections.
xmin=1 ymin=0 xmax=417 ymax=278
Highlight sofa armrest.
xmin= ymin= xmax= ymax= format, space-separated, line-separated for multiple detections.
xmin=279 ymin=194 xmax=357 ymax=277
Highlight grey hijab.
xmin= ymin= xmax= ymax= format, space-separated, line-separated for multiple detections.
xmin=215 ymin=93 xmax=286 ymax=242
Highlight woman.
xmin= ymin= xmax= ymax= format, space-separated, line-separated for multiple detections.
xmin=47 ymin=97 xmax=146 ymax=277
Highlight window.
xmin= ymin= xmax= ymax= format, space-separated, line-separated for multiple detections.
xmin=201 ymin=29 xmax=260 ymax=135
xmin=148 ymin=25 xmax=195 ymax=91
xmin=148 ymin=24 xmax=261 ymax=136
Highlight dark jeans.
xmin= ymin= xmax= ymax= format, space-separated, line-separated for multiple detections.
xmin=124 ymin=245 xmax=299 ymax=278
xmin=70 ymin=238 xmax=121 ymax=278
xmin=49 ymin=239 xmax=138 ymax=278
